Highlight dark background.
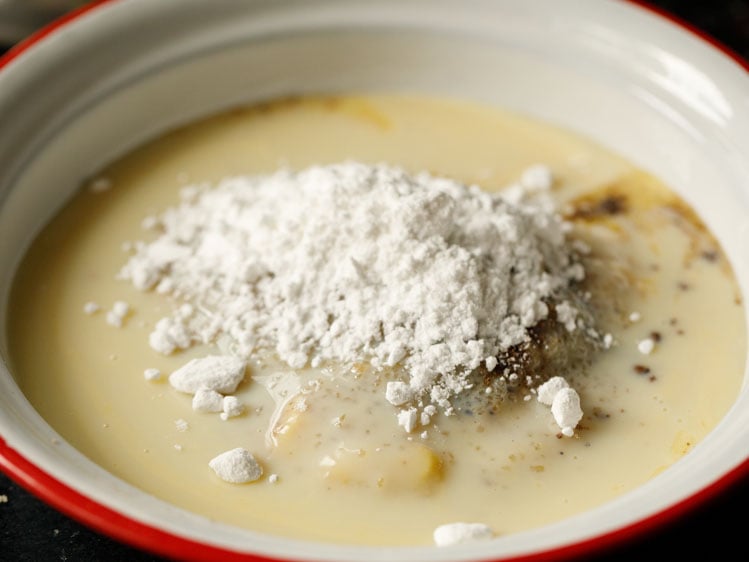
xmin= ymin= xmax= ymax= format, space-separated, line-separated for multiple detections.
xmin=1 ymin=1 xmax=748 ymax=561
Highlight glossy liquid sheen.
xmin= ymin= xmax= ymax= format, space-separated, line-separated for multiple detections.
xmin=7 ymin=95 xmax=746 ymax=546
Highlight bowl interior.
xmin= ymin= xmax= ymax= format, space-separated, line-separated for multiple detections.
xmin=0 ymin=1 xmax=748 ymax=560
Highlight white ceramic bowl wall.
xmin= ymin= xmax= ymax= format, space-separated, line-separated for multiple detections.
xmin=0 ymin=1 xmax=748 ymax=561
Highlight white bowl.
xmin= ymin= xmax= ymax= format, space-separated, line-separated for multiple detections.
xmin=1 ymin=1 xmax=748 ymax=560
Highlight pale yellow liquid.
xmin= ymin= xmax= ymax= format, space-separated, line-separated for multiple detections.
xmin=7 ymin=95 xmax=746 ymax=546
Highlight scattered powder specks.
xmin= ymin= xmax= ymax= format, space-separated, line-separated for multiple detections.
xmin=638 ymin=338 xmax=656 ymax=355
xmin=175 ymin=418 xmax=189 ymax=432
xmin=292 ymin=398 xmax=308 ymax=413
xmin=141 ymin=215 xmax=160 ymax=230
xmin=106 ymin=313 xmax=122 ymax=327
xmin=83 ymin=301 xmax=100 ymax=315
xmin=119 ymin=162 xmax=594 ymax=416
xmin=603 ymin=333 xmax=614 ymax=349
xmin=555 ymin=301 xmax=578 ymax=332
xmin=113 ymin=301 xmax=129 ymax=317
xmin=106 ymin=300 xmax=130 ymax=327
xmin=0 ymin=494 xmax=8 ymax=504
xmin=88 ymin=176 xmax=112 ymax=193
xmin=143 ymin=368 xmax=161 ymax=381
xmin=319 ymin=455 xmax=336 ymax=468
xmin=520 ymin=163 xmax=554 ymax=192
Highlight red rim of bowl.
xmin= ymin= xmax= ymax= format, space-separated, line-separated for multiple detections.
xmin=0 ymin=1 xmax=748 ymax=561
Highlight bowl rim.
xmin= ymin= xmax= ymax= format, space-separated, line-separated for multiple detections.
xmin=0 ymin=1 xmax=748 ymax=561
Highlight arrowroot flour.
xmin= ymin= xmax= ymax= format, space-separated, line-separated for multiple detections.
xmin=120 ymin=161 xmax=592 ymax=413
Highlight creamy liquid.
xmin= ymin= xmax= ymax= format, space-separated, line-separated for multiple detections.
xmin=7 ymin=95 xmax=746 ymax=546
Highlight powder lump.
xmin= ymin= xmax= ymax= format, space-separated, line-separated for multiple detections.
xmin=169 ymin=355 xmax=245 ymax=394
xmin=551 ymin=387 xmax=583 ymax=437
xmin=638 ymin=337 xmax=656 ymax=355
xmin=537 ymin=377 xmax=583 ymax=436
xmin=192 ymin=388 xmax=224 ymax=412
xmin=433 ymin=522 xmax=494 ymax=546
xmin=121 ymin=162 xmax=592 ymax=413
xmin=209 ymin=447 xmax=263 ymax=484
xmin=106 ymin=300 xmax=130 ymax=327
xmin=536 ymin=376 xmax=570 ymax=406
xmin=221 ymin=396 xmax=244 ymax=420
xmin=83 ymin=301 xmax=100 ymax=315
xmin=143 ymin=368 xmax=161 ymax=381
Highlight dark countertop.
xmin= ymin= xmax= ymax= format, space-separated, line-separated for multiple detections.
xmin=1 ymin=1 xmax=748 ymax=561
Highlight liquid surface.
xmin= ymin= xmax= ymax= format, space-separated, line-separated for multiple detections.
xmin=7 ymin=95 xmax=746 ymax=546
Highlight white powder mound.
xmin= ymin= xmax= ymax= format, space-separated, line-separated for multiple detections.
xmin=433 ymin=522 xmax=494 ymax=546
xmin=121 ymin=162 xmax=587 ymax=411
